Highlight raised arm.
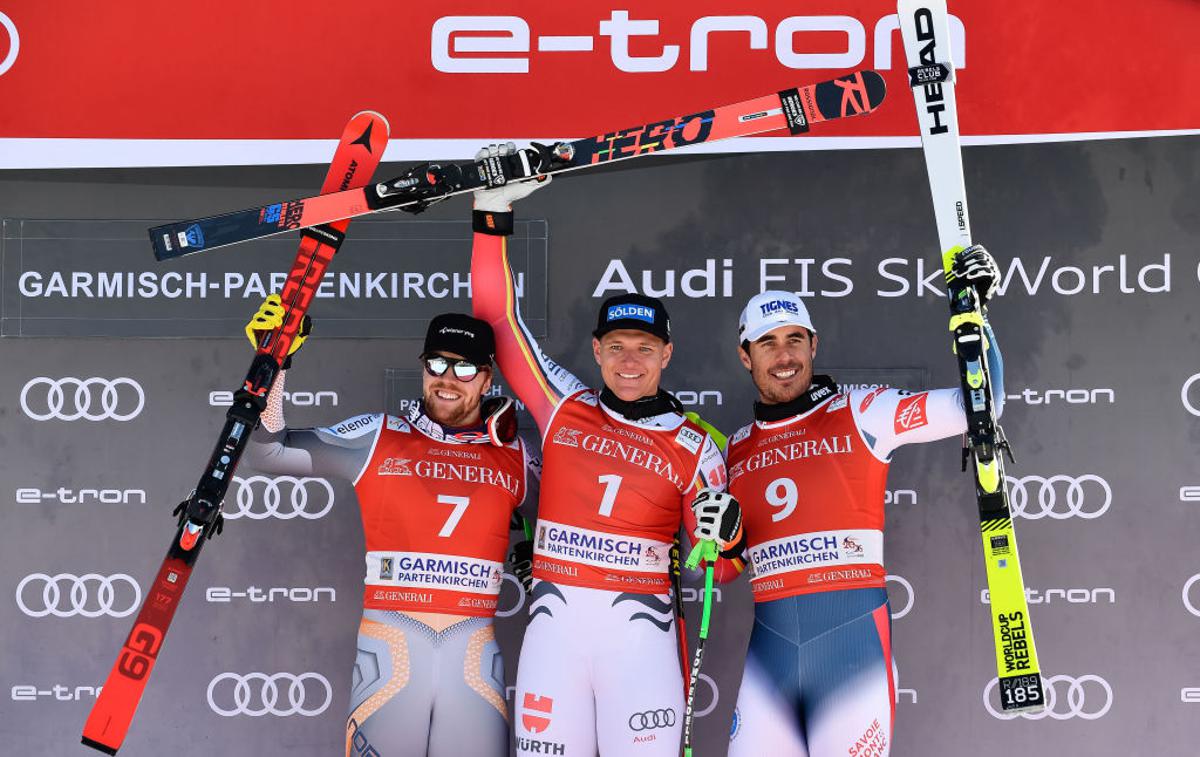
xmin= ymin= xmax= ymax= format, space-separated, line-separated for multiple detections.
xmin=238 ymin=295 xmax=380 ymax=482
xmin=855 ymin=244 xmax=1007 ymax=460
xmin=470 ymin=168 xmax=585 ymax=436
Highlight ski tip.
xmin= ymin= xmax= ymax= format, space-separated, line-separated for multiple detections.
xmin=859 ymin=70 xmax=888 ymax=109
xmin=81 ymin=735 xmax=120 ymax=755
xmin=349 ymin=110 xmax=391 ymax=136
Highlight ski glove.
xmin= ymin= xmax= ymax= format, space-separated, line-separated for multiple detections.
xmin=245 ymin=294 xmax=311 ymax=368
xmin=948 ymin=244 xmax=999 ymax=307
xmin=508 ymin=539 xmax=534 ymax=593
xmin=473 ymin=142 xmax=552 ymax=213
xmin=691 ymin=489 xmax=744 ymax=552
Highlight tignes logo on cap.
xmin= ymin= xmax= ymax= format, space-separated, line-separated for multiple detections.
xmin=607 ymin=304 xmax=656 ymax=324
xmin=759 ymin=299 xmax=800 ymax=317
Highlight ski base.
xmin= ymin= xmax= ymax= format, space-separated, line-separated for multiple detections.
xmin=149 ymin=70 xmax=886 ymax=260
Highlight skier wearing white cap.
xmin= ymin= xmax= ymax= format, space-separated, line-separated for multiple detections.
xmin=723 ymin=247 xmax=1004 ymax=756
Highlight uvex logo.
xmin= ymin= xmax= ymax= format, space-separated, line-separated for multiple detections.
xmin=433 ymin=11 xmax=964 ymax=75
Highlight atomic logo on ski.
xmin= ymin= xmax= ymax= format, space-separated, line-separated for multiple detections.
xmin=351 ymin=121 xmax=376 ymax=153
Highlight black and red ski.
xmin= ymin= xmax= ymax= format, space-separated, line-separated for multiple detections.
xmin=81 ymin=111 xmax=390 ymax=755
xmin=150 ymin=70 xmax=886 ymax=259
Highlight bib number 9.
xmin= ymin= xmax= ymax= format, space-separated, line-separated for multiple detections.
xmin=766 ymin=477 xmax=798 ymax=522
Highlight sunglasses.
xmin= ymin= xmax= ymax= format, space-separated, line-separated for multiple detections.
xmin=422 ymin=354 xmax=487 ymax=382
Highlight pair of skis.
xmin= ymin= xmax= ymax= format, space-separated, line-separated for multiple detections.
xmin=898 ymin=0 xmax=1045 ymax=712
xmin=83 ymin=71 xmax=887 ymax=753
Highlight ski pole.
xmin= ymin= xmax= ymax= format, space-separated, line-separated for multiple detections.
xmin=682 ymin=538 xmax=719 ymax=757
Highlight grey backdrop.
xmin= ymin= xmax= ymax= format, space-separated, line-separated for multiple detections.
xmin=2 ymin=135 xmax=1198 ymax=756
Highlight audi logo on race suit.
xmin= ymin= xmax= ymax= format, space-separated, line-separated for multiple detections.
xmin=1183 ymin=574 xmax=1200 ymax=618
xmin=885 ymin=574 xmax=914 ymax=620
xmin=628 ymin=708 xmax=676 ymax=731
xmin=1005 ymin=474 xmax=1112 ymax=520
xmin=206 ymin=672 xmax=332 ymax=717
xmin=1183 ymin=373 xmax=1200 ymax=417
xmin=0 ymin=12 xmax=18 ymax=77
xmin=224 ymin=476 xmax=335 ymax=520
xmin=16 ymin=573 xmax=141 ymax=618
xmin=983 ymin=675 xmax=1112 ymax=720
xmin=20 ymin=376 xmax=145 ymax=422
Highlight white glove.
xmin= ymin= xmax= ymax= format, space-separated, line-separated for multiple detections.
xmin=472 ymin=143 xmax=552 ymax=212
xmin=691 ymin=489 xmax=743 ymax=550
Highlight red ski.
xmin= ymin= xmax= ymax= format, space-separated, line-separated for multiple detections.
xmin=81 ymin=110 xmax=390 ymax=755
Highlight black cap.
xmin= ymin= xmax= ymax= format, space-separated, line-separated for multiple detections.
xmin=592 ymin=293 xmax=670 ymax=343
xmin=423 ymin=314 xmax=495 ymax=365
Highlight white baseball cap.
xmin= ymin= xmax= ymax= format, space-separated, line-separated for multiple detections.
xmin=738 ymin=290 xmax=816 ymax=344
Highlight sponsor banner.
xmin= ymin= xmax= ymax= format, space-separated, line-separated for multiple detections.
xmin=534 ymin=519 xmax=673 ymax=574
xmin=2 ymin=2 xmax=1199 ymax=167
xmin=365 ymin=550 xmax=505 ymax=594
xmin=591 ymin=253 xmax=1177 ymax=301
xmin=747 ymin=528 xmax=883 ymax=579
xmin=0 ymin=218 xmax=547 ymax=338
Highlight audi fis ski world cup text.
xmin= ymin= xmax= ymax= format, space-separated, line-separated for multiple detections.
xmin=591 ymin=254 xmax=1174 ymax=299
xmin=431 ymin=10 xmax=965 ymax=74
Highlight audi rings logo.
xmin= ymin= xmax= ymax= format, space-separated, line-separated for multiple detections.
xmin=983 ymin=675 xmax=1112 ymax=720
xmin=1184 ymin=373 xmax=1200 ymax=417
xmin=16 ymin=573 xmax=141 ymax=618
xmin=886 ymin=574 xmax=914 ymax=620
xmin=1006 ymin=474 xmax=1111 ymax=520
xmin=629 ymin=708 xmax=676 ymax=731
xmin=1183 ymin=574 xmax=1200 ymax=618
xmin=20 ymin=377 xmax=145 ymax=422
xmin=0 ymin=12 xmax=18 ymax=77
xmin=207 ymin=672 xmax=332 ymax=717
xmin=226 ymin=476 xmax=335 ymax=520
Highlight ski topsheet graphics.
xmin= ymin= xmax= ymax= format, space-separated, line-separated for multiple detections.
xmin=897 ymin=0 xmax=1045 ymax=713
xmin=80 ymin=111 xmax=390 ymax=755
xmin=150 ymin=70 xmax=887 ymax=260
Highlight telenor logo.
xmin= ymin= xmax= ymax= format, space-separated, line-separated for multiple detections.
xmin=760 ymin=299 xmax=799 ymax=316
xmin=608 ymin=304 xmax=655 ymax=323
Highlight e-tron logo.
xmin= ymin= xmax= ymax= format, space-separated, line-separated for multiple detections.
xmin=225 ymin=476 xmax=335 ymax=520
xmin=1182 ymin=574 xmax=1200 ymax=618
xmin=16 ymin=573 xmax=141 ymax=618
xmin=886 ymin=574 xmax=914 ymax=620
xmin=206 ymin=672 xmax=332 ymax=717
xmin=1184 ymin=373 xmax=1200 ymax=417
xmin=0 ymin=12 xmax=18 ymax=77
xmin=984 ymin=675 xmax=1112 ymax=720
xmin=1006 ymin=474 xmax=1111 ymax=520
xmin=20 ymin=377 xmax=145 ymax=422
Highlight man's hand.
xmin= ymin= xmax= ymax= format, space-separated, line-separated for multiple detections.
xmin=948 ymin=244 xmax=1000 ymax=307
xmin=691 ymin=489 xmax=743 ymax=551
xmin=244 ymin=294 xmax=311 ymax=367
xmin=473 ymin=143 xmax=552 ymax=213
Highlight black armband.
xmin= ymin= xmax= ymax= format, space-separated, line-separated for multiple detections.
xmin=473 ymin=209 xmax=514 ymax=236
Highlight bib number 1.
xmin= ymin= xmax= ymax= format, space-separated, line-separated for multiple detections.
xmin=597 ymin=474 xmax=623 ymax=517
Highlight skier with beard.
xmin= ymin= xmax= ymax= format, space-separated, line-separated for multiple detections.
xmin=468 ymin=150 xmax=742 ymax=757
xmin=721 ymin=246 xmax=1004 ymax=757
xmin=241 ymin=295 xmax=537 ymax=757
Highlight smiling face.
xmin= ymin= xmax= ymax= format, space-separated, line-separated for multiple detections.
xmin=592 ymin=329 xmax=673 ymax=402
xmin=739 ymin=325 xmax=819 ymax=405
xmin=421 ymin=351 xmax=492 ymax=428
